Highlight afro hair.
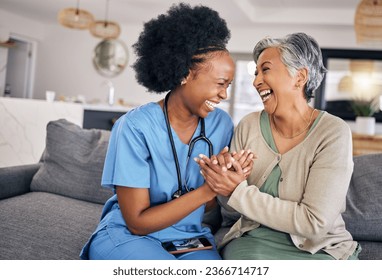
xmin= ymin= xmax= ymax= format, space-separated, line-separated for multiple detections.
xmin=132 ymin=2 xmax=231 ymax=93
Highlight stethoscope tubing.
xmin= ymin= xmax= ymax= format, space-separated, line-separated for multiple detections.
xmin=163 ymin=92 xmax=213 ymax=198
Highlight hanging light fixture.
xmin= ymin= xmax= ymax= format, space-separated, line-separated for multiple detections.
xmin=58 ymin=0 xmax=94 ymax=30
xmin=354 ymin=0 xmax=382 ymax=44
xmin=90 ymin=0 xmax=121 ymax=39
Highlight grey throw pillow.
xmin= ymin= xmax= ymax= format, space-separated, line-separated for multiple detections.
xmin=30 ymin=119 xmax=113 ymax=204
xmin=343 ymin=153 xmax=382 ymax=241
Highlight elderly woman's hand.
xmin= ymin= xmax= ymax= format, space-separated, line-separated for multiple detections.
xmin=209 ymin=147 xmax=255 ymax=176
xmin=195 ymin=152 xmax=251 ymax=197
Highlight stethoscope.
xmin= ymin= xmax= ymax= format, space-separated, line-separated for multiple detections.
xmin=163 ymin=93 xmax=213 ymax=199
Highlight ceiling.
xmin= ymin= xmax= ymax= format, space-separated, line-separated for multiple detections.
xmin=0 ymin=0 xmax=361 ymax=28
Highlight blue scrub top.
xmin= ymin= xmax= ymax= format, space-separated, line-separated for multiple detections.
xmin=97 ymin=102 xmax=233 ymax=243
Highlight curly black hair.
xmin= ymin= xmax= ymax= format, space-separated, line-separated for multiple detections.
xmin=132 ymin=2 xmax=231 ymax=93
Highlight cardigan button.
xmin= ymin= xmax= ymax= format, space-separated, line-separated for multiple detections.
xmin=280 ymin=177 xmax=283 ymax=182
xmin=298 ymin=244 xmax=304 ymax=248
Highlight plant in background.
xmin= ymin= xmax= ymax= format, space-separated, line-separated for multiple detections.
xmin=351 ymin=95 xmax=381 ymax=117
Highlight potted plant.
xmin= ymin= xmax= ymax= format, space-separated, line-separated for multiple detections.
xmin=351 ymin=95 xmax=380 ymax=135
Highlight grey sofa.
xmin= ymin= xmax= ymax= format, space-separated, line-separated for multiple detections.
xmin=0 ymin=119 xmax=381 ymax=260
xmin=0 ymin=119 xmax=113 ymax=259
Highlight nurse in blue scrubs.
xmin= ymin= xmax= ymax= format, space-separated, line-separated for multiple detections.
xmin=80 ymin=3 xmax=253 ymax=260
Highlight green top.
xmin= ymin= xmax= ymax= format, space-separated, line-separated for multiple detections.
xmin=259 ymin=110 xmax=322 ymax=197
xmin=221 ymin=110 xmax=357 ymax=259
xmin=222 ymin=110 xmax=335 ymax=260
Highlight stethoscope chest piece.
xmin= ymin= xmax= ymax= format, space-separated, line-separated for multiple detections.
xmin=172 ymin=189 xmax=183 ymax=199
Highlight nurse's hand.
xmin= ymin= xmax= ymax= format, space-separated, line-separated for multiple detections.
xmin=196 ymin=155 xmax=245 ymax=197
xmin=207 ymin=147 xmax=255 ymax=178
xmin=229 ymin=149 xmax=255 ymax=177
xmin=211 ymin=146 xmax=232 ymax=171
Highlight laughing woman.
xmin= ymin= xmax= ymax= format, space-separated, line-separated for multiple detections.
xmin=79 ymin=3 xmax=255 ymax=260
xmin=197 ymin=32 xmax=361 ymax=260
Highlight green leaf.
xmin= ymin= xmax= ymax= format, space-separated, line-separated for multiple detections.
xmin=351 ymin=95 xmax=381 ymax=117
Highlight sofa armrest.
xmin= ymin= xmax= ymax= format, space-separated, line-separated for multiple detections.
xmin=0 ymin=163 xmax=41 ymax=200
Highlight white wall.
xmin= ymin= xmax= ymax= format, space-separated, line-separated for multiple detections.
xmin=229 ymin=24 xmax=366 ymax=52
xmin=33 ymin=24 xmax=156 ymax=106
xmin=1 ymin=8 xmax=381 ymax=108
xmin=0 ymin=9 xmax=160 ymax=106
xmin=0 ymin=47 xmax=7 ymax=95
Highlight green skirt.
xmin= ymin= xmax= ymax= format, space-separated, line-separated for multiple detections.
xmin=222 ymin=226 xmax=335 ymax=260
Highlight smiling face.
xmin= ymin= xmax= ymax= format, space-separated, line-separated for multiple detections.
xmin=182 ymin=51 xmax=235 ymax=118
xmin=253 ymin=47 xmax=299 ymax=115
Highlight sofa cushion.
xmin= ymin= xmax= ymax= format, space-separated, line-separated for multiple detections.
xmin=343 ymin=153 xmax=382 ymax=241
xmin=30 ymin=119 xmax=113 ymax=204
xmin=217 ymin=195 xmax=241 ymax=227
xmin=0 ymin=192 xmax=103 ymax=259
xmin=356 ymin=241 xmax=382 ymax=260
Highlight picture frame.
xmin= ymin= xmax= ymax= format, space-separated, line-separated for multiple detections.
xmin=314 ymin=48 xmax=382 ymax=122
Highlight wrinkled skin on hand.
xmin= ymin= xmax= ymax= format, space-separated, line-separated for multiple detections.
xmin=195 ymin=147 xmax=256 ymax=196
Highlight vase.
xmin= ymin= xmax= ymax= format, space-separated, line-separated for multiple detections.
xmin=355 ymin=116 xmax=376 ymax=135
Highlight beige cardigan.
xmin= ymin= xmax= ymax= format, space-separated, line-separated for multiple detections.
xmin=220 ymin=111 xmax=357 ymax=260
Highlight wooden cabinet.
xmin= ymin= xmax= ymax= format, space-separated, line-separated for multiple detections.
xmin=352 ymin=133 xmax=382 ymax=156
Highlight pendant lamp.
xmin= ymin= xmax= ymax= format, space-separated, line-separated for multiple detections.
xmin=354 ymin=0 xmax=382 ymax=44
xmin=58 ymin=0 xmax=94 ymax=30
xmin=90 ymin=0 xmax=121 ymax=39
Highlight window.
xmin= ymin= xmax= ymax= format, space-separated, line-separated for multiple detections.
xmin=218 ymin=53 xmax=263 ymax=125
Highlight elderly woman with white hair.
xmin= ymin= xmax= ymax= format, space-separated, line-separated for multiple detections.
xmin=197 ymin=32 xmax=361 ymax=260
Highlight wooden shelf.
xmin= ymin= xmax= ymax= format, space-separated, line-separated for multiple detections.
xmin=0 ymin=41 xmax=16 ymax=48
xmin=352 ymin=133 xmax=382 ymax=156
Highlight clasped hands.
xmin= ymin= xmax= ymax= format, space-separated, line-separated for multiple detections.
xmin=194 ymin=146 xmax=255 ymax=196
